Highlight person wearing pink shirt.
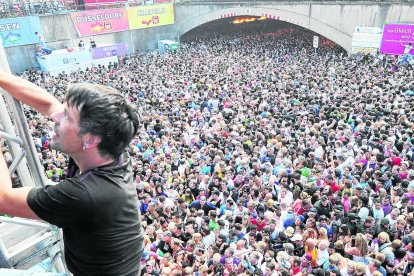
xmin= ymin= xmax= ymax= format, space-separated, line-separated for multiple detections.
xmin=342 ymin=191 xmax=351 ymax=213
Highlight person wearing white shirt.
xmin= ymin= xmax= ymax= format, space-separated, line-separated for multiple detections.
xmin=316 ymin=240 xmax=330 ymax=267
xmin=373 ymin=200 xmax=385 ymax=222
xmin=385 ymin=209 xmax=399 ymax=227
xmin=201 ymin=227 xmax=216 ymax=248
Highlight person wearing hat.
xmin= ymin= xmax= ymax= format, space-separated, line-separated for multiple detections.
xmin=376 ymin=217 xmax=391 ymax=236
xmin=157 ymin=231 xmax=173 ymax=256
xmin=346 ymin=213 xmax=359 ymax=235
xmin=291 ymin=233 xmax=305 ymax=257
xmin=314 ymin=195 xmax=332 ymax=217
xmin=284 ymin=226 xmax=295 ymax=240
xmin=307 ymin=207 xmax=318 ymax=220
xmin=301 ymin=253 xmax=313 ymax=271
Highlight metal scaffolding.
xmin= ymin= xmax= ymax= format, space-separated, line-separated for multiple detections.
xmin=0 ymin=43 xmax=68 ymax=274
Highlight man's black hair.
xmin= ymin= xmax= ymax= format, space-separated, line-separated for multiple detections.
xmin=66 ymin=83 xmax=139 ymax=159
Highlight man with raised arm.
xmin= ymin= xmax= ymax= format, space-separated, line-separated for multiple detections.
xmin=0 ymin=71 xmax=144 ymax=276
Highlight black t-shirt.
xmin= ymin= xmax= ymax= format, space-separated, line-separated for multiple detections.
xmin=27 ymin=153 xmax=144 ymax=276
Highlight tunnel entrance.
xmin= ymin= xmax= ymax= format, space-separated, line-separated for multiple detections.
xmin=180 ymin=16 xmax=346 ymax=53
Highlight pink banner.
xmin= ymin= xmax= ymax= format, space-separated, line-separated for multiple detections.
xmin=70 ymin=8 xmax=129 ymax=37
xmin=380 ymin=24 xmax=414 ymax=55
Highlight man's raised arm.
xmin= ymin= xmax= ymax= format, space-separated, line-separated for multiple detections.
xmin=0 ymin=70 xmax=64 ymax=117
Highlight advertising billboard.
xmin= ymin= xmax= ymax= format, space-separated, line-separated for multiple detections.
xmin=128 ymin=3 xmax=174 ymax=30
xmin=90 ymin=43 xmax=129 ymax=59
xmin=351 ymin=27 xmax=382 ymax=54
xmin=0 ymin=16 xmax=43 ymax=47
xmin=70 ymin=8 xmax=129 ymax=37
xmin=380 ymin=23 xmax=414 ymax=55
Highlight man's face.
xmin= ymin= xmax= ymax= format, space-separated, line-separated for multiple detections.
xmin=265 ymin=267 xmax=273 ymax=276
xmin=249 ymin=236 xmax=255 ymax=244
xmin=185 ymin=225 xmax=194 ymax=234
xmin=146 ymin=264 xmax=153 ymax=273
xmin=51 ymin=103 xmax=83 ymax=154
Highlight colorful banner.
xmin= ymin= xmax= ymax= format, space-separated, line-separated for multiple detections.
xmin=90 ymin=43 xmax=128 ymax=59
xmin=0 ymin=16 xmax=43 ymax=47
xmin=380 ymin=23 xmax=414 ymax=55
xmin=70 ymin=8 xmax=129 ymax=37
xmin=127 ymin=3 xmax=174 ymax=30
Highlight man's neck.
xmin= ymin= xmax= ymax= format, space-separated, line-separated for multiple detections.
xmin=72 ymin=150 xmax=115 ymax=173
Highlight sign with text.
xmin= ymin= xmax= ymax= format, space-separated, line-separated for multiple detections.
xmin=127 ymin=3 xmax=174 ymax=30
xmin=70 ymin=8 xmax=129 ymax=37
xmin=90 ymin=43 xmax=129 ymax=59
xmin=0 ymin=16 xmax=42 ymax=47
xmin=352 ymin=26 xmax=382 ymax=54
xmin=380 ymin=23 xmax=414 ymax=55
xmin=313 ymin=36 xmax=319 ymax=48
xmin=37 ymin=49 xmax=93 ymax=73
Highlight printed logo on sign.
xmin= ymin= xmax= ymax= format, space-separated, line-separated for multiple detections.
xmin=104 ymin=22 xmax=112 ymax=30
xmin=63 ymin=58 xmax=77 ymax=64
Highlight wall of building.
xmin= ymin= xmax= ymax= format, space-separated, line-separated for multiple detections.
xmin=3 ymin=2 xmax=414 ymax=73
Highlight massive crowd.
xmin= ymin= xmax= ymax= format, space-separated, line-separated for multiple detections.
xmin=14 ymin=26 xmax=414 ymax=275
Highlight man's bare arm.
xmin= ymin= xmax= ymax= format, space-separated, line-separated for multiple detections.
xmin=0 ymin=147 xmax=39 ymax=219
xmin=0 ymin=70 xmax=64 ymax=116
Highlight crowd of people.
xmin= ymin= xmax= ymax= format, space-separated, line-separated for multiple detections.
xmin=15 ymin=26 xmax=414 ymax=275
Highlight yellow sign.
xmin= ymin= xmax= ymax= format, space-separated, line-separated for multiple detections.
xmin=128 ymin=3 xmax=174 ymax=30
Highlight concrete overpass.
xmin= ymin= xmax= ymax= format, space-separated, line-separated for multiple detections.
xmin=174 ymin=1 xmax=414 ymax=52
xmin=3 ymin=1 xmax=414 ymax=72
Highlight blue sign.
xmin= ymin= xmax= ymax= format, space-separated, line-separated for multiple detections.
xmin=37 ymin=49 xmax=93 ymax=73
xmin=0 ymin=16 xmax=43 ymax=47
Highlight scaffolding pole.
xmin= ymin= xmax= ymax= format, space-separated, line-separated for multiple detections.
xmin=0 ymin=43 xmax=47 ymax=188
